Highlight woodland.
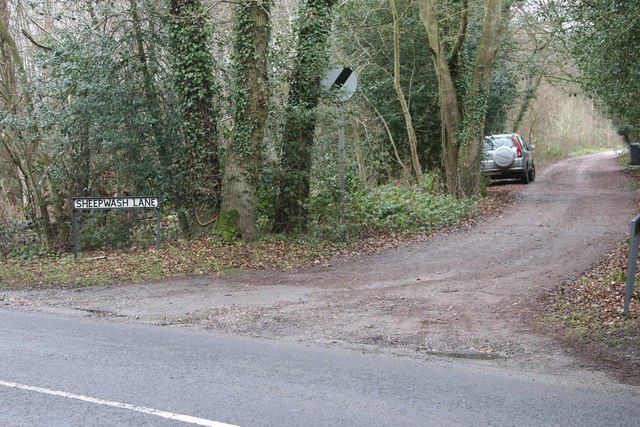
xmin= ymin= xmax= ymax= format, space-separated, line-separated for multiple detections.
xmin=0 ymin=0 xmax=634 ymax=254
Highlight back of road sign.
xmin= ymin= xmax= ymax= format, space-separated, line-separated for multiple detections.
xmin=321 ymin=66 xmax=358 ymax=101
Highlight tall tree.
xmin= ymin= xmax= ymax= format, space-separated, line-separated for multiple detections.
xmin=0 ymin=0 xmax=54 ymax=245
xmin=168 ymin=0 xmax=221 ymax=235
xmin=389 ymin=0 xmax=423 ymax=184
xmin=507 ymin=2 xmax=564 ymax=132
xmin=418 ymin=0 xmax=507 ymax=197
xmin=334 ymin=0 xmax=444 ymax=180
xmin=563 ymin=0 xmax=640 ymax=142
xmin=273 ymin=0 xmax=337 ymax=233
xmin=33 ymin=0 xmax=174 ymax=246
xmin=220 ymin=0 xmax=271 ymax=241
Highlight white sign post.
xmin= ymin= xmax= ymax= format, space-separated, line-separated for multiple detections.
xmin=72 ymin=197 xmax=161 ymax=259
xmin=322 ymin=66 xmax=358 ymax=201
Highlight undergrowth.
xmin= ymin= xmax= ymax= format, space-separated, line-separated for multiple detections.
xmin=308 ymin=184 xmax=474 ymax=240
xmin=546 ymin=243 xmax=640 ymax=352
xmin=0 ymin=182 xmax=476 ymax=289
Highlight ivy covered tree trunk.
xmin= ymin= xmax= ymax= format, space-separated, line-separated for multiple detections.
xmin=168 ymin=0 xmax=221 ymax=235
xmin=418 ymin=0 xmax=505 ymax=198
xmin=128 ymin=0 xmax=180 ymax=230
xmin=456 ymin=0 xmax=504 ymax=197
xmin=419 ymin=0 xmax=464 ymax=195
xmin=273 ymin=0 xmax=337 ymax=233
xmin=128 ymin=0 xmax=190 ymax=238
xmin=220 ymin=0 xmax=271 ymax=241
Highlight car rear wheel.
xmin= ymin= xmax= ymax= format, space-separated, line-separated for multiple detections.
xmin=521 ymin=168 xmax=530 ymax=184
xmin=528 ymin=163 xmax=536 ymax=182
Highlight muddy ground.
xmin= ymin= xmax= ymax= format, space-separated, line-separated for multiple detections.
xmin=3 ymin=152 xmax=638 ymax=383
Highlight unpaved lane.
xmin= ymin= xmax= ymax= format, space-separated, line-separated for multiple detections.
xmin=3 ymin=152 xmax=636 ymax=373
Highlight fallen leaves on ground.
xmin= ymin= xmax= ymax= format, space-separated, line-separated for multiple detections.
xmin=540 ymin=164 xmax=640 ymax=381
xmin=0 ymin=186 xmax=515 ymax=289
xmin=541 ymin=242 xmax=640 ymax=384
xmin=545 ymin=244 xmax=639 ymax=337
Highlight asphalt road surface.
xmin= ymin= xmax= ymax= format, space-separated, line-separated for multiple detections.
xmin=1 ymin=309 xmax=639 ymax=426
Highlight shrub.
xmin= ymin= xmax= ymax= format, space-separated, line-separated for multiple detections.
xmin=0 ymin=219 xmax=40 ymax=257
xmin=307 ymin=182 xmax=474 ymax=240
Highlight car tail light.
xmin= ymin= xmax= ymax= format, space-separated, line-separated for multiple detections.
xmin=513 ymin=135 xmax=523 ymax=158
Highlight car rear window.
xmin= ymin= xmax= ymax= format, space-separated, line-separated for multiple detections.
xmin=484 ymin=136 xmax=515 ymax=150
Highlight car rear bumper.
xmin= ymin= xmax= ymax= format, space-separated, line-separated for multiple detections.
xmin=482 ymin=166 xmax=526 ymax=179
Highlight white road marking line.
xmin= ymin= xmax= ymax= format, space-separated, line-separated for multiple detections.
xmin=0 ymin=379 xmax=239 ymax=427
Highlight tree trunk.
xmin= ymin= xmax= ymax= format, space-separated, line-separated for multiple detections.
xmin=168 ymin=0 xmax=221 ymax=234
xmin=353 ymin=120 xmax=367 ymax=183
xmin=129 ymin=0 xmax=156 ymax=102
xmin=418 ymin=0 xmax=460 ymax=194
xmin=49 ymin=181 xmax=70 ymax=247
xmin=221 ymin=0 xmax=271 ymax=241
xmin=390 ymin=0 xmax=423 ymax=184
xmin=512 ymin=72 xmax=543 ymax=131
xmin=130 ymin=0 xmax=194 ymax=238
xmin=456 ymin=0 xmax=504 ymax=197
xmin=0 ymin=3 xmax=53 ymax=245
xmin=273 ymin=0 xmax=337 ymax=232
xmin=418 ymin=0 xmax=505 ymax=198
xmin=362 ymin=91 xmax=410 ymax=177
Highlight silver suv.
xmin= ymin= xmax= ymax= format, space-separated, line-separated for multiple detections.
xmin=482 ymin=133 xmax=535 ymax=184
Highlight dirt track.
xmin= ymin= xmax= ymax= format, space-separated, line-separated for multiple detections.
xmin=3 ymin=152 xmax=637 ymax=378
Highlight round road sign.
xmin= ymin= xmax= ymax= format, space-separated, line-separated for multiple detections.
xmin=321 ymin=66 xmax=358 ymax=101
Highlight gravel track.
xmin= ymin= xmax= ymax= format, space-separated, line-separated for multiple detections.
xmin=3 ymin=151 xmax=636 ymax=381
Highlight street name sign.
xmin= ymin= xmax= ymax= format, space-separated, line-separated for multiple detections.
xmin=72 ymin=196 xmax=161 ymax=258
xmin=73 ymin=197 xmax=159 ymax=210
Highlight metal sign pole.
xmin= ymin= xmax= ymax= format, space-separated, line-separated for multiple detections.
xmin=156 ymin=207 xmax=161 ymax=250
xmin=71 ymin=196 xmax=161 ymax=257
xmin=73 ymin=209 xmax=79 ymax=259
xmin=321 ymin=65 xmax=357 ymax=203
xmin=338 ymin=103 xmax=346 ymax=202
xmin=624 ymin=214 xmax=640 ymax=315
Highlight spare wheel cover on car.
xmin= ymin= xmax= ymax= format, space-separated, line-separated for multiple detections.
xmin=493 ymin=146 xmax=515 ymax=168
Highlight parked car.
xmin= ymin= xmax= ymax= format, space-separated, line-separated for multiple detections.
xmin=482 ymin=133 xmax=535 ymax=184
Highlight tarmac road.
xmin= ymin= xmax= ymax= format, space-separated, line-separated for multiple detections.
xmin=1 ymin=309 xmax=639 ymax=426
